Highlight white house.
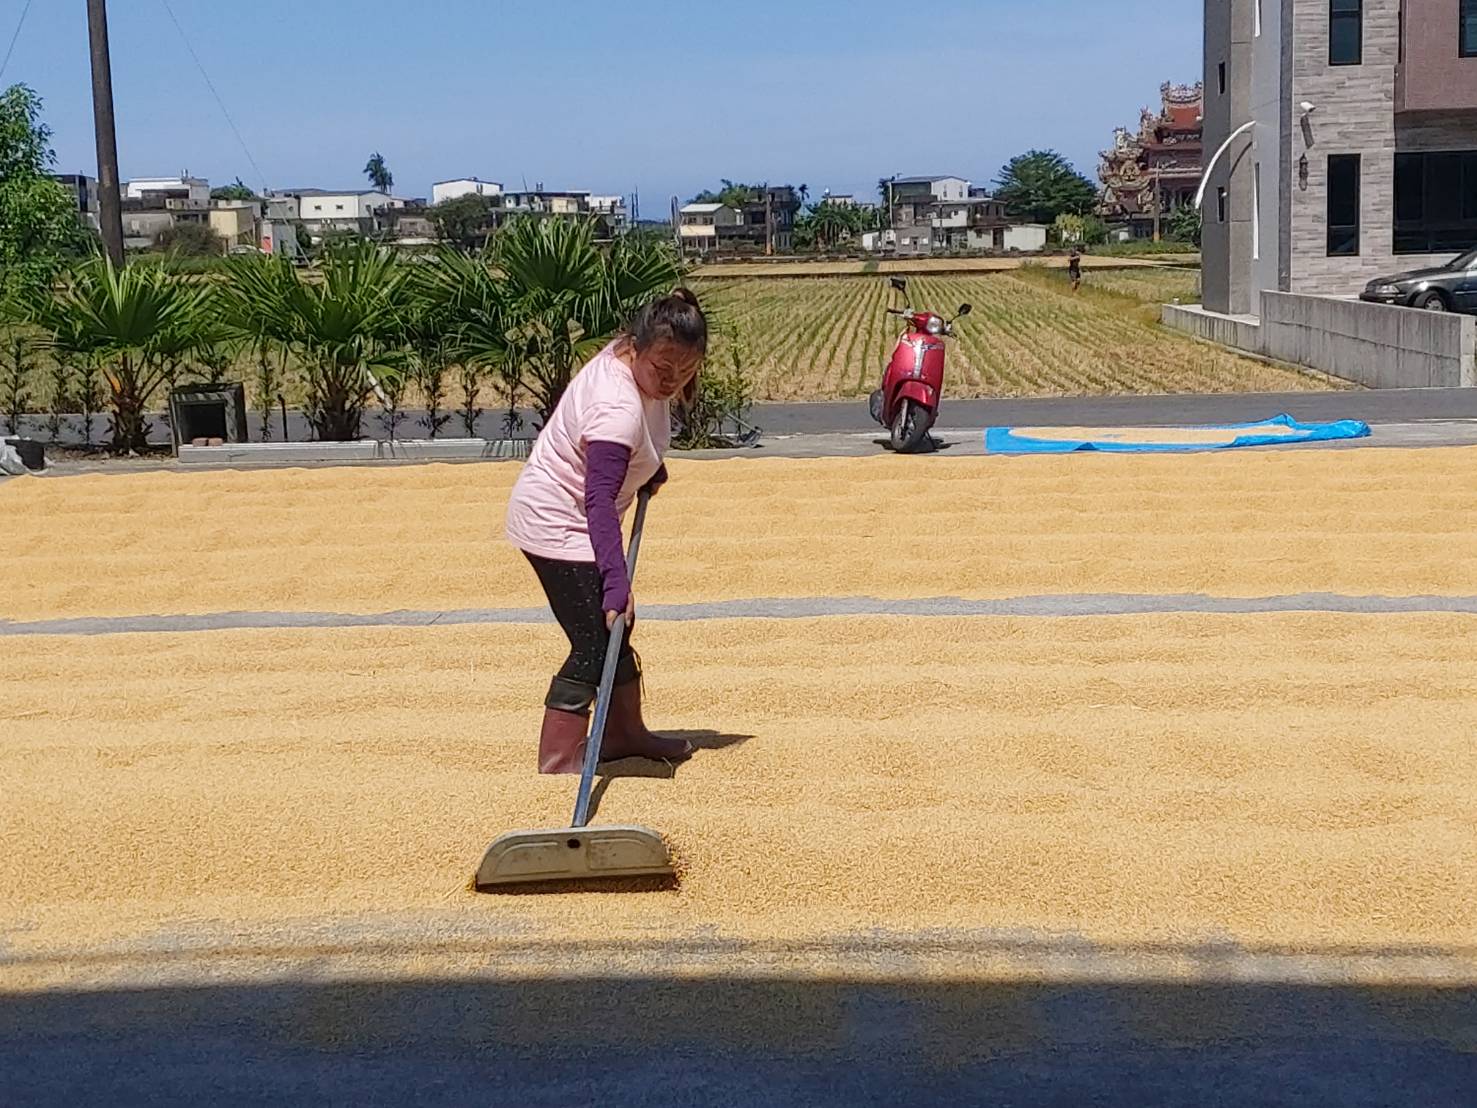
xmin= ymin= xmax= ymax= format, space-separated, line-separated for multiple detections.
xmin=125 ymin=175 xmax=210 ymax=203
xmin=679 ymin=203 xmax=741 ymax=254
xmin=431 ymin=177 xmax=503 ymax=205
xmin=966 ymin=223 xmax=1049 ymax=252
xmin=891 ymin=175 xmax=970 ymax=202
xmin=272 ymin=189 xmax=404 ymax=233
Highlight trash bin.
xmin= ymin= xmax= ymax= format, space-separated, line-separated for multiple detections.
xmin=169 ymin=384 xmax=249 ymax=453
xmin=3 ymin=437 xmax=45 ymax=471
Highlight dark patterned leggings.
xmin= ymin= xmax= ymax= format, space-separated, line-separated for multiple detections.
xmin=526 ymin=553 xmax=635 ymax=702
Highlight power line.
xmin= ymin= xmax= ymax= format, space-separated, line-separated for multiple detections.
xmin=157 ymin=0 xmax=269 ymax=193
xmin=0 ymin=0 xmax=36 ymax=85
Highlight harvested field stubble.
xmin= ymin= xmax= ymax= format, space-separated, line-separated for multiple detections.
xmin=5 ymin=449 xmax=1477 ymax=623
xmin=693 ymin=272 xmax=1329 ymax=400
xmin=3 ymin=613 xmax=1475 ymax=981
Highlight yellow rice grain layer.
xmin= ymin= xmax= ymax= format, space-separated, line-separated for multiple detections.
xmin=4 ymin=448 xmax=1477 ymax=622
xmin=3 ymin=614 xmax=1473 ymax=989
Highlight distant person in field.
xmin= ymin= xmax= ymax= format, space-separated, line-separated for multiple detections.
xmin=504 ymin=289 xmax=706 ymax=774
xmin=1068 ymin=247 xmax=1083 ymax=292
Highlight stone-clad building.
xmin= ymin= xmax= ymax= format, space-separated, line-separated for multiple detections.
xmin=1202 ymin=0 xmax=1477 ymax=315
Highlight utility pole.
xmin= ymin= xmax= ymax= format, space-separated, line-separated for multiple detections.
xmin=86 ymin=0 xmax=125 ymax=267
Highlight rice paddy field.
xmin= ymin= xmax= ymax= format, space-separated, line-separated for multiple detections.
xmin=4 ymin=449 xmax=1476 ymax=1101
xmin=692 ymin=266 xmax=1335 ymax=402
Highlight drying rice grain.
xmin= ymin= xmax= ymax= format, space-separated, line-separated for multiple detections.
xmin=4 ymin=448 xmax=1477 ymax=621
xmin=4 ymin=614 xmax=1474 ymax=991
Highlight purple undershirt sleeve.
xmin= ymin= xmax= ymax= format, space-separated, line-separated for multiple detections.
xmin=584 ymin=440 xmax=633 ymax=613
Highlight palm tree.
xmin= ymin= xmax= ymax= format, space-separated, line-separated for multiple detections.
xmin=444 ymin=217 xmax=685 ymax=426
xmin=32 ymin=257 xmax=194 ymax=452
xmin=227 ymin=241 xmax=408 ymax=441
xmin=491 ymin=217 xmax=604 ymax=423
xmin=220 ymin=252 xmax=302 ymax=439
xmin=399 ymin=265 xmax=460 ymax=438
xmin=364 ymin=152 xmax=394 ymax=193
xmin=286 ymin=238 xmax=409 ymax=440
xmin=419 ymin=246 xmax=511 ymax=435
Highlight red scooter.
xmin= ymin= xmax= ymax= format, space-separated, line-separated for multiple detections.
xmin=868 ymin=277 xmax=971 ymax=453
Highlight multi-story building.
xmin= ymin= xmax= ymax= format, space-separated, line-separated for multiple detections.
xmin=1202 ymin=0 xmax=1477 ymax=314
xmin=269 ymin=189 xmax=405 ymax=237
xmin=51 ymin=173 xmax=101 ymax=232
xmin=888 ymin=176 xmax=971 ymax=205
xmin=588 ymin=195 xmax=630 ymax=234
xmin=677 ymin=203 xmax=741 ymax=254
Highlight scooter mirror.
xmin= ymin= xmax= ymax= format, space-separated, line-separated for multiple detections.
xmin=890 ymin=277 xmax=908 ymax=293
xmin=957 ymin=303 xmax=973 ymax=317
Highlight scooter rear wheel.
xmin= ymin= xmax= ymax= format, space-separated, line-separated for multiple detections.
xmin=890 ymin=399 xmax=934 ymax=453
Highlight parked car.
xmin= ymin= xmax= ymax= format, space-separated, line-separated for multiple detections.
xmin=1360 ymin=248 xmax=1477 ymax=312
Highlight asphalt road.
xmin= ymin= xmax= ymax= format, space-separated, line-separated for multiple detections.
xmin=14 ymin=387 xmax=1477 ymax=454
xmin=752 ymin=386 xmax=1477 ymax=435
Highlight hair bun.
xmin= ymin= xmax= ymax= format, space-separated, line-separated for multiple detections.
xmin=670 ymin=287 xmax=700 ymax=308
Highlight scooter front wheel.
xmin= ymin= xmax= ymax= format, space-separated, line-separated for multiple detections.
xmin=868 ymin=389 xmax=884 ymax=425
xmin=890 ymin=399 xmax=934 ymax=453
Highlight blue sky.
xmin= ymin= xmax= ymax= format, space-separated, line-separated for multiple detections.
xmin=3 ymin=0 xmax=1199 ymax=209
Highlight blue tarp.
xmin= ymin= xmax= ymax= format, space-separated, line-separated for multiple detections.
xmin=984 ymin=414 xmax=1372 ymax=455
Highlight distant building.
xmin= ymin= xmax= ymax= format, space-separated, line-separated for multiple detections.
xmin=257 ymin=218 xmax=300 ymax=258
xmin=888 ymin=176 xmax=971 ymax=205
xmin=501 ymin=189 xmax=591 ymax=216
xmin=678 ymin=203 xmax=742 ymax=254
xmin=125 ymin=175 xmax=211 ymax=204
xmin=1098 ymin=82 xmax=1205 ymax=239
xmin=876 ymin=177 xmax=1046 ymax=255
xmin=431 ymin=177 xmax=504 ymax=205
xmin=269 ymin=189 xmax=405 ymax=236
xmin=588 ymin=195 xmax=630 ymax=234
xmin=51 ymin=173 xmax=100 ymax=231
xmin=710 ymin=186 xmax=802 ymax=253
xmin=209 ymin=200 xmax=259 ymax=249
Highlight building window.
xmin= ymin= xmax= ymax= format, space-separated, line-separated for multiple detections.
xmin=1216 ymin=186 xmax=1227 ymax=224
xmin=1218 ymin=62 xmax=1226 ymax=94
xmin=1394 ymin=151 xmax=1477 ymax=253
xmin=1463 ymin=0 xmax=1477 ymax=57
xmin=1327 ymin=154 xmax=1361 ymax=256
xmin=1330 ymin=0 xmax=1362 ymax=66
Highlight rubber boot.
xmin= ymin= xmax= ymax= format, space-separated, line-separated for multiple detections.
xmin=539 ymin=677 xmax=596 ymax=775
xmin=599 ymin=655 xmax=694 ymax=765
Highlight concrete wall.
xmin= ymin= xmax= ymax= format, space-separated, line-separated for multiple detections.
xmin=1165 ymin=293 xmax=1477 ymax=387
xmin=1163 ymin=303 xmax=1265 ymax=354
xmin=1261 ymin=292 xmax=1477 ymax=386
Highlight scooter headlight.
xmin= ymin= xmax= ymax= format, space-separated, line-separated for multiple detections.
xmin=926 ymin=316 xmax=945 ymax=336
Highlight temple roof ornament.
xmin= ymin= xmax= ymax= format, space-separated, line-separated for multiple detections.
xmin=1097 ymin=81 xmax=1204 ymax=222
